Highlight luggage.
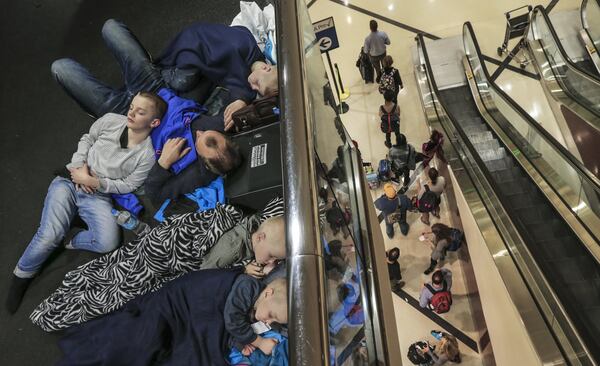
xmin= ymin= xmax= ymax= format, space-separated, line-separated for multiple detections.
xmin=366 ymin=172 xmax=380 ymax=190
xmin=377 ymin=159 xmax=392 ymax=181
xmin=232 ymin=93 xmax=279 ymax=132
xmin=447 ymin=228 xmax=464 ymax=252
xmin=407 ymin=341 xmax=432 ymax=365
xmin=417 ymin=185 xmax=437 ymax=213
xmin=425 ymin=282 xmax=452 ymax=314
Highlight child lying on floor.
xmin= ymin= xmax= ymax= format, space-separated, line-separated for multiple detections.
xmin=31 ymin=198 xmax=285 ymax=332
xmin=225 ymin=276 xmax=288 ymax=360
xmin=56 ymin=269 xmax=288 ymax=366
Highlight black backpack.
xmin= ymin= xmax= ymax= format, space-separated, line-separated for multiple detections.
xmin=418 ymin=184 xmax=438 ymax=213
xmin=407 ymin=341 xmax=432 ymax=365
xmin=379 ymin=104 xmax=399 ymax=133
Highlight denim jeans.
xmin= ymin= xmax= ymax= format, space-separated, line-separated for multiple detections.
xmin=15 ymin=177 xmax=120 ymax=278
xmin=51 ymin=19 xmax=165 ymax=118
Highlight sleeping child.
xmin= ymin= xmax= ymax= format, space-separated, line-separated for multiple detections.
xmin=56 ymin=269 xmax=288 ymax=366
xmin=31 ymin=197 xmax=285 ymax=332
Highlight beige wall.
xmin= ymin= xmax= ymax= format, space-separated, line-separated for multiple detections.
xmin=449 ymin=171 xmax=542 ymax=366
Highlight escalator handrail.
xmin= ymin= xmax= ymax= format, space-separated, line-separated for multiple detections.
xmin=581 ymin=0 xmax=600 ymax=55
xmin=416 ymin=33 xmax=579 ymax=363
xmin=463 ymin=21 xmax=600 ymax=209
xmin=532 ymin=4 xmax=600 ymax=83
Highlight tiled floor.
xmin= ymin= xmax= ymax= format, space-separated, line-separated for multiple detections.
xmin=308 ymin=0 xmax=579 ymax=364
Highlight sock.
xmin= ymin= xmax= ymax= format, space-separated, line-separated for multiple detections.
xmin=5 ymin=275 xmax=33 ymax=314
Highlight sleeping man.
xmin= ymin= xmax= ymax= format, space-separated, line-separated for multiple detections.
xmin=30 ymin=198 xmax=286 ymax=332
xmin=56 ymin=270 xmax=288 ymax=366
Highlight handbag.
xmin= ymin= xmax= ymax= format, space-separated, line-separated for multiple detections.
xmin=232 ymin=92 xmax=280 ymax=132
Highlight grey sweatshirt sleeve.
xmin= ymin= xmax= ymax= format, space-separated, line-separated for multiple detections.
xmin=66 ymin=116 xmax=106 ymax=169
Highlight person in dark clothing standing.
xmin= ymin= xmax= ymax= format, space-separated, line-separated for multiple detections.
xmin=374 ymin=183 xmax=412 ymax=238
xmin=386 ymin=247 xmax=404 ymax=290
xmin=378 ymin=55 xmax=403 ymax=104
xmin=379 ymin=89 xmax=401 ymax=148
xmin=388 ymin=134 xmax=420 ymax=193
xmin=363 ymin=20 xmax=390 ymax=82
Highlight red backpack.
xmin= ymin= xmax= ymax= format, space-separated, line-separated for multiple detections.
xmin=425 ymin=281 xmax=452 ymax=313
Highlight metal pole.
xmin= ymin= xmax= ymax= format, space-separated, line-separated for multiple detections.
xmin=276 ymin=0 xmax=330 ymax=365
xmin=325 ymin=51 xmax=341 ymax=107
xmin=334 ymin=63 xmax=345 ymax=94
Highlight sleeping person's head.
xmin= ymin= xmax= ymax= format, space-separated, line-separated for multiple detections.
xmin=127 ymin=92 xmax=167 ymax=132
xmin=194 ymin=130 xmax=242 ymax=175
xmin=248 ymin=61 xmax=278 ymax=97
xmin=254 ymin=278 xmax=287 ymax=325
xmin=252 ymin=216 xmax=286 ymax=266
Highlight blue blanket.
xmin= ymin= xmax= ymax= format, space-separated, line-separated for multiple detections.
xmin=228 ymin=330 xmax=289 ymax=366
xmin=57 ymin=269 xmax=242 ymax=366
xmin=153 ymin=176 xmax=225 ymax=222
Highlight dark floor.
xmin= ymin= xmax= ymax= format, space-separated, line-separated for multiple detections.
xmin=0 ymin=1 xmax=257 ymax=364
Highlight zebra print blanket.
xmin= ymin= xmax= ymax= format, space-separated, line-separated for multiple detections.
xmin=30 ymin=198 xmax=283 ymax=332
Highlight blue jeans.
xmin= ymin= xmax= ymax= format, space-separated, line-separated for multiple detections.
xmin=51 ymin=19 xmax=165 ymax=118
xmin=15 ymin=177 xmax=120 ymax=278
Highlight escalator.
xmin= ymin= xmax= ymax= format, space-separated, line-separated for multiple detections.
xmin=416 ymin=22 xmax=600 ymax=364
xmin=526 ymin=5 xmax=600 ymax=131
xmin=581 ymin=0 xmax=600 ymax=74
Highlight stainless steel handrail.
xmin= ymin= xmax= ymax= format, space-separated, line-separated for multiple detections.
xmin=276 ymin=0 xmax=330 ymax=365
xmin=530 ymin=5 xmax=600 ymax=83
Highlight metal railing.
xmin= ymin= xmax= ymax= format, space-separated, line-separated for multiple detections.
xmin=276 ymin=0 xmax=400 ymax=364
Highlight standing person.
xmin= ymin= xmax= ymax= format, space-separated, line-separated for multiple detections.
xmin=379 ymin=90 xmax=401 ymax=148
xmin=378 ymin=55 xmax=403 ymax=104
xmin=386 ymin=247 xmax=404 ymax=290
xmin=364 ymin=20 xmax=390 ymax=83
xmin=416 ymin=167 xmax=446 ymax=225
xmin=388 ymin=134 xmax=418 ymax=193
xmin=423 ymin=224 xmax=454 ymax=274
xmin=6 ymin=92 xmax=166 ymax=314
xmin=374 ymin=183 xmax=411 ymax=238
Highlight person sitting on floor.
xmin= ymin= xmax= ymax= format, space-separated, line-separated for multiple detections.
xmin=423 ymin=223 xmax=454 ymax=275
xmin=6 ymin=92 xmax=166 ymax=314
xmin=30 ymin=198 xmax=285 ymax=332
xmin=419 ymin=268 xmax=453 ymax=312
xmin=417 ymin=331 xmax=461 ymax=365
xmin=55 ymin=269 xmax=288 ymax=366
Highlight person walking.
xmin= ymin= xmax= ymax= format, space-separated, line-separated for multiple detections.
xmin=378 ymin=55 xmax=403 ymax=104
xmin=364 ymin=20 xmax=390 ymax=83
xmin=379 ymin=90 xmax=401 ymax=148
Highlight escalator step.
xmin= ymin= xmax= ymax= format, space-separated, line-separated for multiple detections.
xmin=528 ymin=221 xmax=573 ymax=242
xmin=536 ymin=238 xmax=583 ymax=259
xmin=498 ymin=180 xmax=534 ymax=196
xmin=472 ymin=139 xmax=500 ymax=153
xmin=549 ymin=256 xmax=600 ymax=283
xmin=565 ymin=280 xmax=600 ymax=309
xmin=514 ymin=205 xmax=557 ymax=225
xmin=480 ymin=148 xmax=507 ymax=162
